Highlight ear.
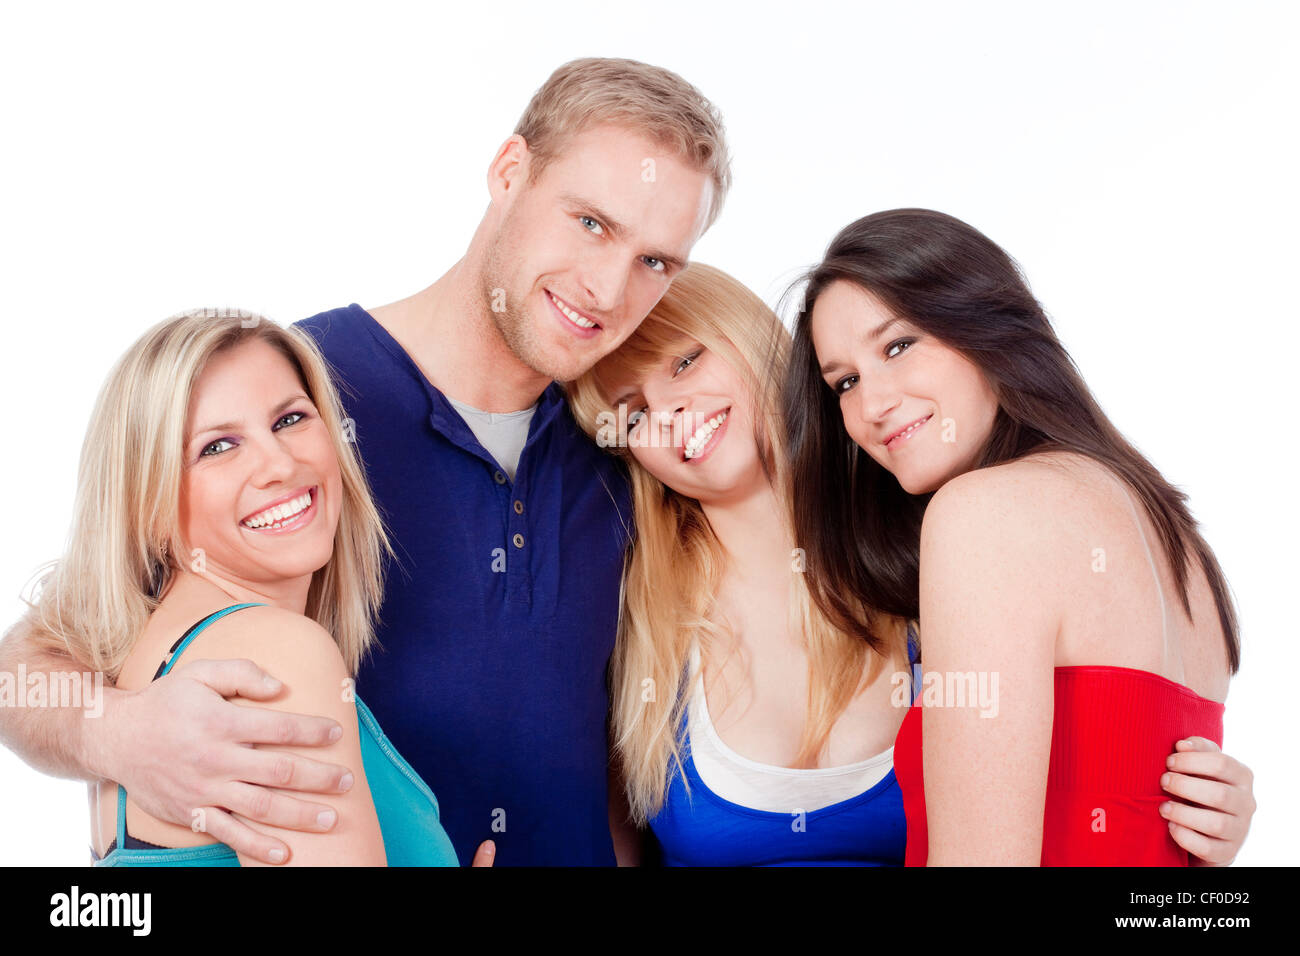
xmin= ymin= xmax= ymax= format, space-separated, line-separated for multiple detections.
xmin=487 ymin=134 xmax=531 ymax=204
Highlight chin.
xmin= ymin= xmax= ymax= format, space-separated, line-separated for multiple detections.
xmin=903 ymin=477 xmax=942 ymax=496
xmin=526 ymin=340 xmax=595 ymax=384
xmin=256 ymin=542 xmax=333 ymax=578
xmin=875 ymin=460 xmax=943 ymax=497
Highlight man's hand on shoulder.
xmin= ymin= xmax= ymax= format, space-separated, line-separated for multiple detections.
xmin=169 ymin=606 xmax=386 ymax=866
xmin=97 ymin=639 xmax=358 ymax=865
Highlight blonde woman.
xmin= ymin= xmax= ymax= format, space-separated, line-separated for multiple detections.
xmin=26 ymin=309 xmax=465 ymax=866
xmin=566 ymin=263 xmax=1256 ymax=866
xmin=567 ymin=264 xmax=913 ymax=865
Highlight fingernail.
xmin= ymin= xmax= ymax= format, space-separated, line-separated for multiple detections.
xmin=317 ymin=809 xmax=336 ymax=829
xmin=263 ymin=676 xmax=282 ymax=691
xmin=1167 ymin=754 xmax=1176 ymax=768
xmin=1159 ymin=802 xmax=1172 ymax=816
xmin=268 ymin=848 xmax=286 ymax=863
xmin=328 ymin=725 xmax=343 ymax=742
xmin=338 ymin=772 xmax=354 ymax=792
xmin=1160 ymin=773 xmax=1171 ymax=788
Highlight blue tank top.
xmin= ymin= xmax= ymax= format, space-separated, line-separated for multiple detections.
xmin=91 ymin=603 xmax=459 ymax=867
xmin=647 ymin=628 xmax=921 ymax=866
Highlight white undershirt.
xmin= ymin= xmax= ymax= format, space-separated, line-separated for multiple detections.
xmin=686 ymin=646 xmax=908 ymax=813
xmin=444 ymin=395 xmax=538 ymax=482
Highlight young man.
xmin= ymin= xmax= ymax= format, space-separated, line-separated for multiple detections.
xmin=0 ymin=57 xmax=730 ymax=866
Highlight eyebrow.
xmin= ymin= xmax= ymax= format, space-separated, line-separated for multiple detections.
xmin=818 ymin=317 xmax=902 ymax=378
xmin=608 ymin=342 xmax=705 ymax=411
xmin=558 ymin=191 xmax=688 ymax=272
xmin=610 ymin=389 xmax=641 ymax=411
xmin=189 ymin=394 xmax=311 ymax=446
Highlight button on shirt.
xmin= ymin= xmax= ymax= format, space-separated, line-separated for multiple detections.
xmin=443 ymin=394 xmax=536 ymax=484
xmin=295 ymin=304 xmax=633 ymax=866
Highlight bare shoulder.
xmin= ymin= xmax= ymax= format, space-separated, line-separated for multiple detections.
xmin=921 ymin=451 xmax=1112 ymax=586
xmin=924 ymin=452 xmax=1087 ymax=537
xmin=177 ymin=604 xmax=348 ymax=690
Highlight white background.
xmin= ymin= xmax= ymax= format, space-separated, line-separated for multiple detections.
xmin=1 ymin=0 xmax=1295 ymax=866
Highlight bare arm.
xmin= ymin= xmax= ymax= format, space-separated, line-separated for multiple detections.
xmin=919 ymin=472 xmax=1058 ymax=866
xmin=197 ymin=610 xmax=386 ymax=866
xmin=0 ymin=613 xmax=118 ymax=781
xmin=0 ymin=609 xmax=356 ymax=864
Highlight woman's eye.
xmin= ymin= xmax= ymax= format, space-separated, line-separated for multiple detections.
xmin=580 ymin=215 xmax=604 ymax=236
xmin=643 ymin=256 xmax=665 ymax=273
xmin=627 ymin=408 xmax=646 ymax=430
xmin=673 ymin=349 xmax=703 ymax=376
xmin=885 ymin=338 xmax=915 ymax=359
xmin=200 ymin=438 xmax=235 ymax=458
xmin=199 ymin=411 xmax=307 ymax=459
xmin=834 ymin=374 xmax=859 ymax=395
xmin=275 ymin=411 xmax=307 ymax=429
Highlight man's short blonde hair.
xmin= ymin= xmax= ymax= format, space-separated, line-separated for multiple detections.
xmin=514 ymin=57 xmax=732 ymax=231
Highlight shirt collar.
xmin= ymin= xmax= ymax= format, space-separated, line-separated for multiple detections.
xmin=352 ymin=303 xmax=569 ymax=451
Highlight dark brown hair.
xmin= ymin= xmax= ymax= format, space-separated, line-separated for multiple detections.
xmin=782 ymin=208 xmax=1239 ymax=672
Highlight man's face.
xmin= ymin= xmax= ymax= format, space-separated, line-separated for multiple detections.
xmin=481 ymin=123 xmax=714 ymax=383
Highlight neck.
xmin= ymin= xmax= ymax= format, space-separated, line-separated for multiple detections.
xmin=378 ymin=252 xmax=551 ymax=413
xmin=699 ymin=476 xmax=793 ymax=590
xmin=164 ymin=567 xmax=312 ymax=617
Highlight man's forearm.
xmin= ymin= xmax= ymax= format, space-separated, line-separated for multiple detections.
xmin=0 ymin=613 xmax=120 ymax=782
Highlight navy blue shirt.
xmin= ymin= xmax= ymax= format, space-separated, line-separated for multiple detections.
xmin=295 ymin=304 xmax=633 ymax=866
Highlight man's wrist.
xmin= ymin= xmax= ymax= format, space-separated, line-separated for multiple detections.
xmin=79 ymin=685 xmax=131 ymax=783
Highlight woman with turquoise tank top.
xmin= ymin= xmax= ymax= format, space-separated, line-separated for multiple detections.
xmin=564 ymin=263 xmax=1256 ymax=866
xmin=24 ymin=308 xmax=475 ymax=866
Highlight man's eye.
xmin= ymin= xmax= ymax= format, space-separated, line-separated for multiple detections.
xmin=580 ymin=215 xmax=604 ymax=236
xmin=885 ymin=338 xmax=915 ymax=359
xmin=644 ymin=256 xmax=665 ymax=273
xmin=834 ymin=375 xmax=858 ymax=395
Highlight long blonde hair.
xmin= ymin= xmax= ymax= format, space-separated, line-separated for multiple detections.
xmin=566 ymin=264 xmax=905 ymax=824
xmin=23 ymin=309 xmax=394 ymax=681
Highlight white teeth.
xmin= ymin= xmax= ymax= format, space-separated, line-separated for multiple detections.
xmin=550 ymin=292 xmax=596 ymax=328
xmin=684 ymin=411 xmax=728 ymax=459
xmin=243 ymin=491 xmax=312 ymax=529
xmin=889 ymin=416 xmax=931 ymax=444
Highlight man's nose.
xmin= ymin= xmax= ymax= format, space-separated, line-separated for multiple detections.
xmin=578 ymin=249 xmax=633 ymax=315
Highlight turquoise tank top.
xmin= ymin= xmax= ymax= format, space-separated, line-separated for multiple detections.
xmin=91 ymin=603 xmax=459 ymax=867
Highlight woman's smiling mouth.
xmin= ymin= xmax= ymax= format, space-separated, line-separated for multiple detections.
xmin=682 ymin=408 xmax=730 ymax=462
xmin=240 ymin=486 xmax=319 ymax=533
xmin=883 ymin=413 xmax=933 ymax=450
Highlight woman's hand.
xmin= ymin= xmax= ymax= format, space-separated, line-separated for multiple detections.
xmin=1160 ymin=737 xmax=1255 ymax=865
xmin=471 ymin=840 xmax=496 ymax=866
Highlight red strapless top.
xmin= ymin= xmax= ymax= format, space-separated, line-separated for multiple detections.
xmin=893 ymin=665 xmax=1225 ymax=866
